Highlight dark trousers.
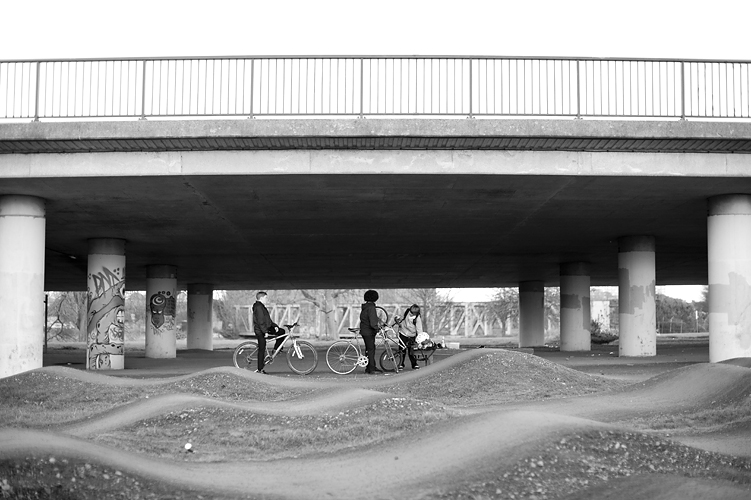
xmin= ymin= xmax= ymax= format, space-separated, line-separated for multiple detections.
xmin=255 ymin=329 xmax=285 ymax=371
xmin=399 ymin=333 xmax=418 ymax=368
xmin=361 ymin=332 xmax=376 ymax=372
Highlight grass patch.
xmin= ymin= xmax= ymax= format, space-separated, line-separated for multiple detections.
xmin=0 ymin=371 xmax=312 ymax=428
xmin=93 ymin=397 xmax=456 ymax=461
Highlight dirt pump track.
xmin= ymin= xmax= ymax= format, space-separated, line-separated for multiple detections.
xmin=1 ymin=347 xmax=751 ymax=500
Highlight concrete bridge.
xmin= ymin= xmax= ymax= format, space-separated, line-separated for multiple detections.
xmin=2 ymin=56 xmax=751 ymax=376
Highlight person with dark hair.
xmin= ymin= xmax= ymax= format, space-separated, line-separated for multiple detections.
xmin=396 ymin=304 xmax=424 ymax=370
xmin=359 ymin=289 xmax=383 ymax=374
xmin=252 ymin=291 xmax=285 ymax=374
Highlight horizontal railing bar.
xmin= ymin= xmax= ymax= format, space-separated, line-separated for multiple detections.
xmin=2 ymin=56 xmax=751 ymax=64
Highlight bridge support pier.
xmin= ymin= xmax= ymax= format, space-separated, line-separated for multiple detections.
xmin=560 ymin=262 xmax=591 ymax=352
xmin=145 ymin=265 xmax=177 ymax=359
xmin=708 ymin=194 xmax=751 ymax=362
xmin=87 ymin=238 xmax=126 ymax=370
xmin=618 ymin=236 xmax=656 ymax=357
xmin=519 ymin=281 xmax=545 ymax=347
xmin=187 ymin=283 xmax=214 ymax=350
xmin=0 ymin=196 xmax=46 ymax=378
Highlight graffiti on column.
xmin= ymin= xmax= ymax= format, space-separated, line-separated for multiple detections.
xmin=149 ymin=291 xmax=176 ymax=335
xmin=87 ymin=265 xmax=125 ymax=369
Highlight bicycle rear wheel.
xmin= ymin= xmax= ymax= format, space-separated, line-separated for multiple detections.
xmin=233 ymin=341 xmax=259 ymax=370
xmin=379 ymin=347 xmax=404 ymax=372
xmin=376 ymin=305 xmax=389 ymax=325
xmin=287 ymin=340 xmax=318 ymax=375
xmin=326 ymin=340 xmax=360 ymax=375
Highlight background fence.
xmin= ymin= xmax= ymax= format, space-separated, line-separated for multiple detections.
xmin=2 ymin=56 xmax=750 ymax=120
xmin=232 ymin=302 xmax=512 ymax=339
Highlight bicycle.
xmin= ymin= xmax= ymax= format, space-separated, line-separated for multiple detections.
xmin=325 ymin=305 xmax=390 ymax=375
xmin=325 ymin=327 xmax=369 ymax=374
xmin=378 ymin=317 xmax=440 ymax=371
xmin=232 ymin=322 xmax=318 ymax=375
xmin=377 ymin=321 xmax=407 ymax=373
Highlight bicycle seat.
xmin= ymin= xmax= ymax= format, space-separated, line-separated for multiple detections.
xmin=348 ymin=327 xmax=359 ymax=333
xmin=284 ymin=323 xmax=297 ymax=329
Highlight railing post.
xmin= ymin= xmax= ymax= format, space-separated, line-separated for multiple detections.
xmin=680 ymin=61 xmax=686 ymax=120
xmin=468 ymin=58 xmax=474 ymax=118
xmin=248 ymin=58 xmax=254 ymax=119
xmin=576 ymin=60 xmax=582 ymax=119
xmin=140 ymin=60 xmax=147 ymax=120
xmin=359 ymin=58 xmax=364 ymax=118
xmin=33 ymin=62 xmax=41 ymax=122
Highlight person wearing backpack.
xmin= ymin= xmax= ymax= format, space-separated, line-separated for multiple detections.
xmin=396 ymin=304 xmax=424 ymax=370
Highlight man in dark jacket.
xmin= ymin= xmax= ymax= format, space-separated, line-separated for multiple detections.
xmin=359 ymin=289 xmax=383 ymax=374
xmin=252 ymin=291 xmax=285 ymax=373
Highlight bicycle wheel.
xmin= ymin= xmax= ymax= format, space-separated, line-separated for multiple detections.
xmin=287 ymin=340 xmax=318 ymax=375
xmin=233 ymin=341 xmax=259 ymax=371
xmin=379 ymin=346 xmax=404 ymax=372
xmin=376 ymin=305 xmax=389 ymax=325
xmin=326 ymin=341 xmax=360 ymax=375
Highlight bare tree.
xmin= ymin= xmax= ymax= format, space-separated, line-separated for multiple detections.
xmin=46 ymin=291 xmax=88 ymax=342
xmin=299 ymin=289 xmax=361 ymax=339
xmin=489 ymin=288 xmax=519 ymax=335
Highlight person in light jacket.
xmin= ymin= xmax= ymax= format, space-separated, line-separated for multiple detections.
xmin=396 ymin=304 xmax=424 ymax=370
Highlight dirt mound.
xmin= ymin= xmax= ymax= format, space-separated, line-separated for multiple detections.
xmin=432 ymin=429 xmax=751 ymax=500
xmin=0 ymin=366 xmax=319 ymax=427
xmin=2 ymin=349 xmax=751 ymax=499
xmin=605 ymin=363 xmax=751 ymax=432
xmin=60 ymin=387 xmax=391 ymax=437
xmin=558 ymin=473 xmax=751 ymax=500
xmin=3 ymin=412 xmax=750 ymax=500
xmin=378 ymin=348 xmax=631 ymax=405
xmin=723 ymin=357 xmax=751 ymax=369
xmin=625 ymin=363 xmax=751 ymax=406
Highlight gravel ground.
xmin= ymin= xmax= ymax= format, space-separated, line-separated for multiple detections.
xmin=1 ymin=347 xmax=750 ymax=500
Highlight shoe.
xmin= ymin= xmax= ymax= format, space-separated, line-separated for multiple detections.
xmin=371 ymin=368 xmax=383 ymax=374
xmin=398 ymin=364 xmax=405 ymax=370
xmin=254 ymin=369 xmax=267 ymax=374
xmin=412 ymin=365 xmax=420 ymax=370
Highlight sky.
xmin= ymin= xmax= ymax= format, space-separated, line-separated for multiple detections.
xmin=2 ymin=0 xmax=750 ymax=61
xmin=1 ymin=1 xmax=728 ymax=304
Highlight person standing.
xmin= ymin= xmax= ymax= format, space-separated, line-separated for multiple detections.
xmin=396 ymin=304 xmax=424 ymax=370
xmin=252 ymin=291 xmax=285 ymax=374
xmin=359 ymin=289 xmax=383 ymax=374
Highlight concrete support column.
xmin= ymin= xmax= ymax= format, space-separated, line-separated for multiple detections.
xmin=145 ymin=265 xmax=178 ymax=358
xmin=187 ymin=283 xmax=213 ymax=350
xmin=560 ymin=262 xmax=591 ymax=352
xmin=519 ymin=281 xmax=545 ymax=347
xmin=86 ymin=238 xmax=126 ymax=370
xmin=618 ymin=236 xmax=656 ymax=357
xmin=0 ymin=196 xmax=46 ymax=378
xmin=708 ymin=194 xmax=751 ymax=363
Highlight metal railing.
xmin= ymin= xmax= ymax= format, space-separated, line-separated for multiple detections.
xmin=2 ymin=56 xmax=750 ymax=121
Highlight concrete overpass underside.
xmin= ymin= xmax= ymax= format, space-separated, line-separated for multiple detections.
xmin=3 ymin=118 xmax=751 ymax=291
